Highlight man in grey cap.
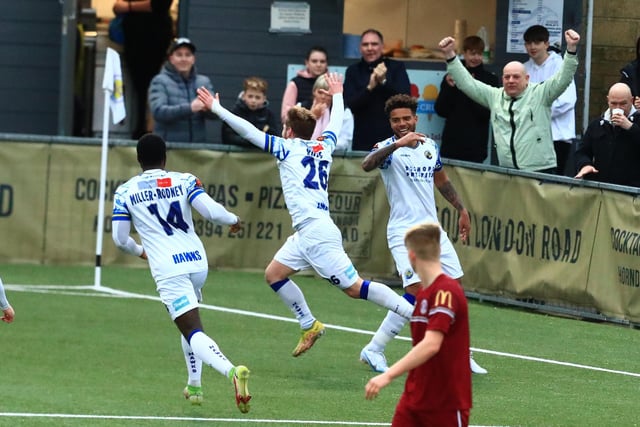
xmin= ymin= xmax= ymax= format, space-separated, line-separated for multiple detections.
xmin=148 ymin=37 xmax=216 ymax=142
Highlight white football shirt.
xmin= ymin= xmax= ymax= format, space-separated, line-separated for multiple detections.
xmin=375 ymin=137 xmax=442 ymax=248
xmin=214 ymin=94 xmax=344 ymax=230
xmin=113 ymin=170 xmax=210 ymax=280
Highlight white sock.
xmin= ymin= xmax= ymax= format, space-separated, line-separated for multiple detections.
xmin=181 ymin=335 xmax=202 ymax=387
xmin=366 ymin=310 xmax=409 ymax=352
xmin=189 ymin=331 xmax=234 ymax=378
xmin=270 ymin=279 xmax=315 ymax=329
xmin=362 ymin=281 xmax=413 ymax=319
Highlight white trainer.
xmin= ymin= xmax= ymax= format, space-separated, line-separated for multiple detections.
xmin=360 ymin=347 xmax=389 ymax=373
xmin=470 ymin=355 xmax=488 ymax=374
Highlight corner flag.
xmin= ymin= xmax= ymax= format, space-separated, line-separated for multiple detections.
xmin=95 ymin=48 xmax=126 ymax=288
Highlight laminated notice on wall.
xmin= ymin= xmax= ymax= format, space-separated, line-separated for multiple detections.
xmin=270 ymin=2 xmax=311 ymax=34
xmin=506 ymin=0 xmax=563 ymax=53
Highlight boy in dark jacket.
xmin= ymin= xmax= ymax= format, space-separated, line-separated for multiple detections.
xmin=222 ymin=77 xmax=281 ymax=148
xmin=435 ymin=36 xmax=500 ymax=163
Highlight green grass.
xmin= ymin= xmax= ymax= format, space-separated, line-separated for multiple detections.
xmin=0 ymin=264 xmax=638 ymax=426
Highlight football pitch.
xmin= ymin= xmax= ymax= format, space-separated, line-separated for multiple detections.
xmin=0 ymin=264 xmax=638 ymax=427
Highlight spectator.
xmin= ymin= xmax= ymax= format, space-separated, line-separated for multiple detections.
xmin=281 ymin=46 xmax=328 ymax=122
xmin=575 ymin=82 xmax=640 ymax=187
xmin=438 ymin=29 xmax=581 ymax=173
xmin=620 ymin=36 xmax=640 ymax=110
xmin=222 ymin=77 xmax=281 ymax=148
xmin=344 ymin=29 xmax=411 ymax=151
xmin=112 ymin=0 xmax=174 ymax=140
xmin=523 ymin=25 xmax=577 ymax=176
xmin=0 ymin=277 xmax=15 ymax=323
xmin=364 ymin=223 xmax=472 ymax=427
xmin=310 ymin=74 xmax=354 ymax=151
xmin=148 ymin=38 xmax=215 ymax=143
xmin=435 ymin=35 xmax=499 ymax=163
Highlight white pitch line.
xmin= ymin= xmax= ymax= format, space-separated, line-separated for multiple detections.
xmin=0 ymin=412 xmax=505 ymax=426
xmin=475 ymin=348 xmax=640 ymax=377
xmin=0 ymin=413 xmax=390 ymax=425
xmin=6 ymin=283 xmax=640 ymax=378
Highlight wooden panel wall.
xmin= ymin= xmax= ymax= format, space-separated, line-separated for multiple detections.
xmin=181 ymin=0 xmax=347 ymax=143
xmin=0 ymin=0 xmax=61 ymax=134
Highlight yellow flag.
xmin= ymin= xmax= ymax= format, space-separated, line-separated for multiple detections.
xmin=102 ymin=47 xmax=126 ymax=124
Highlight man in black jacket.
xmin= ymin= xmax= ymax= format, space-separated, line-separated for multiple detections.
xmin=435 ymin=35 xmax=499 ymax=163
xmin=344 ymin=29 xmax=411 ymax=151
xmin=575 ymin=82 xmax=640 ymax=187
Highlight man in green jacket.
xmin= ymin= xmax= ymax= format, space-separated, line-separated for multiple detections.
xmin=438 ymin=30 xmax=581 ymax=172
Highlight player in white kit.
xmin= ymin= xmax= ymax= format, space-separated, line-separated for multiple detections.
xmin=197 ymin=73 xmax=414 ymax=357
xmin=111 ymin=134 xmax=251 ymax=412
xmin=0 ymin=277 xmax=15 ymax=323
xmin=359 ymin=94 xmax=487 ymax=374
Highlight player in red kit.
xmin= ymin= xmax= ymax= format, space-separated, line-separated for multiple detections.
xmin=365 ymin=222 xmax=472 ymax=427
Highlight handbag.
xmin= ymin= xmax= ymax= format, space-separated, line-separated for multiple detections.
xmin=109 ymin=15 xmax=125 ymax=45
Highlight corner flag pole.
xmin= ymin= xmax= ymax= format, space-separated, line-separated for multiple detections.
xmin=94 ymin=91 xmax=111 ymax=288
xmin=95 ymin=47 xmax=126 ymax=288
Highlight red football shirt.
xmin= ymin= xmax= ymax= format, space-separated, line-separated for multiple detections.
xmin=402 ymin=273 xmax=472 ymax=411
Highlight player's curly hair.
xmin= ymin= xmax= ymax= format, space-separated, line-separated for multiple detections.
xmin=285 ymin=106 xmax=316 ymax=140
xmin=384 ymin=94 xmax=418 ymax=116
xmin=137 ymin=133 xmax=167 ymax=168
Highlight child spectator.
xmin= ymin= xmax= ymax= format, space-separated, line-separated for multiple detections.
xmin=435 ymin=35 xmax=499 ymax=163
xmin=222 ymin=77 xmax=281 ymax=148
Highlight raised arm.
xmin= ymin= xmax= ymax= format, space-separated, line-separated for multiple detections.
xmin=541 ymin=30 xmax=581 ymax=104
xmin=438 ymin=36 xmax=494 ymax=108
xmin=323 ymin=73 xmax=345 ymax=141
xmin=564 ymin=29 xmax=580 ymax=53
xmin=197 ymin=87 xmax=270 ymax=150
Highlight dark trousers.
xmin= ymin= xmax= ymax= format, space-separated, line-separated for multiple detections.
xmin=554 ymin=140 xmax=572 ymax=176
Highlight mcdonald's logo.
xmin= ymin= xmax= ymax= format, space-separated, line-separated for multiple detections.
xmin=434 ymin=290 xmax=452 ymax=309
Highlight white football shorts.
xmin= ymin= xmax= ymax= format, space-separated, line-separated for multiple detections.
xmin=274 ymin=218 xmax=359 ymax=290
xmin=156 ymin=271 xmax=208 ymax=320
xmin=391 ymin=230 xmax=463 ymax=288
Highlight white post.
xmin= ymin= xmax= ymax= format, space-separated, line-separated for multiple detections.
xmin=582 ymin=0 xmax=594 ymax=134
xmin=94 ymin=91 xmax=112 ymax=288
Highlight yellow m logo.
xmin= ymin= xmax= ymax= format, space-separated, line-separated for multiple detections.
xmin=434 ymin=290 xmax=452 ymax=309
